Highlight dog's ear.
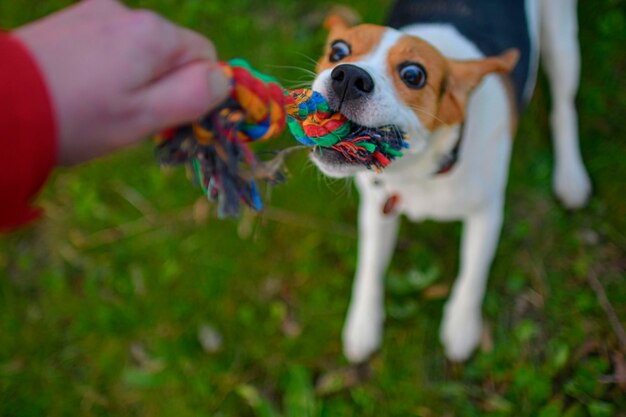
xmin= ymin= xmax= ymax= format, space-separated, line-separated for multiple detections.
xmin=324 ymin=6 xmax=361 ymax=32
xmin=437 ymin=48 xmax=520 ymax=126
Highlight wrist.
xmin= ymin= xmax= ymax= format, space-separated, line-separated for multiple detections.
xmin=1 ymin=33 xmax=58 ymax=164
xmin=0 ymin=34 xmax=58 ymax=230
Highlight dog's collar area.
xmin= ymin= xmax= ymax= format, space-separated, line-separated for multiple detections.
xmin=383 ymin=193 xmax=400 ymax=215
xmin=434 ymin=123 xmax=465 ymax=176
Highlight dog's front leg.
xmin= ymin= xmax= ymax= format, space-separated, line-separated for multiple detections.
xmin=343 ymin=177 xmax=399 ymax=363
xmin=540 ymin=0 xmax=591 ymax=209
xmin=440 ymin=198 xmax=504 ymax=361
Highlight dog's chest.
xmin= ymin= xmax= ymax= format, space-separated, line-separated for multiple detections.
xmin=359 ymin=171 xmax=493 ymax=221
xmin=387 ymin=0 xmax=533 ymax=112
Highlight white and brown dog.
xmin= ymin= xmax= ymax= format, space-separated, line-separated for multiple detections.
xmin=310 ymin=0 xmax=591 ymax=362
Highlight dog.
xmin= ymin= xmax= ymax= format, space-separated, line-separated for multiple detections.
xmin=309 ymin=0 xmax=592 ymax=362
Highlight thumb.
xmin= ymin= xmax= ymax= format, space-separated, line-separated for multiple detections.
xmin=137 ymin=62 xmax=230 ymax=133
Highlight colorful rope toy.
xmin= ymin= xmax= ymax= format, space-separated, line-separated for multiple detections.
xmin=156 ymin=59 xmax=408 ymax=217
xmin=285 ymin=89 xmax=408 ymax=170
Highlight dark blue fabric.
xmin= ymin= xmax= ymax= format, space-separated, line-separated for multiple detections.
xmin=387 ymin=0 xmax=531 ymax=112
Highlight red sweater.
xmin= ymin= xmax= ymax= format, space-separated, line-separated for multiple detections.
xmin=0 ymin=34 xmax=57 ymax=232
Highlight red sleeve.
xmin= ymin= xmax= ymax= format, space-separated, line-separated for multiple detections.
xmin=0 ymin=34 xmax=58 ymax=232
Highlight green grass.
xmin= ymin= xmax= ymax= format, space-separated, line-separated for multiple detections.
xmin=1 ymin=1 xmax=625 ymax=416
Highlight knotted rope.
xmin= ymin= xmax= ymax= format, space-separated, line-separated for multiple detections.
xmin=156 ymin=59 xmax=408 ymax=217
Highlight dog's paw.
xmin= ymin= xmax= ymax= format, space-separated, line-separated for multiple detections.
xmin=554 ymin=160 xmax=592 ymax=209
xmin=342 ymin=306 xmax=383 ymax=364
xmin=440 ymin=301 xmax=482 ymax=362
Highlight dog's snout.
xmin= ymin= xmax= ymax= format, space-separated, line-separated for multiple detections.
xmin=331 ymin=64 xmax=375 ymax=101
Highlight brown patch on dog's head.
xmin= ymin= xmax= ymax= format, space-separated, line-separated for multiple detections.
xmin=386 ymin=36 xmax=450 ymax=131
xmin=386 ymin=37 xmax=519 ymax=130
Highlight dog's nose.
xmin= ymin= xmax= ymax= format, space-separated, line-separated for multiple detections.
xmin=330 ymin=64 xmax=375 ymax=101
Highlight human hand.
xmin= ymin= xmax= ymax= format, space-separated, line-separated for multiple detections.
xmin=15 ymin=0 xmax=230 ymax=165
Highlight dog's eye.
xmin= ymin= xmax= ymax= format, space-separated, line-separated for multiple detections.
xmin=329 ymin=40 xmax=351 ymax=63
xmin=398 ymin=62 xmax=427 ymax=89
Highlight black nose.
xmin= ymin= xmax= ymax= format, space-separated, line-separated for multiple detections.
xmin=330 ymin=64 xmax=375 ymax=101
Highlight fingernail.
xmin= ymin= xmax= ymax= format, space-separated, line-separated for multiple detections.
xmin=206 ymin=65 xmax=231 ymax=111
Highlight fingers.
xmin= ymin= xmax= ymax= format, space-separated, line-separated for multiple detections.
xmin=135 ymin=63 xmax=231 ymax=134
xmin=64 ymin=0 xmax=128 ymax=22
xmin=172 ymin=27 xmax=218 ymax=66
xmin=14 ymin=0 xmax=128 ymax=43
xmin=79 ymin=0 xmax=128 ymax=16
xmin=122 ymin=10 xmax=218 ymax=83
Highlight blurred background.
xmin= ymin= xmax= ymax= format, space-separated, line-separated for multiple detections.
xmin=1 ymin=0 xmax=625 ymax=416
